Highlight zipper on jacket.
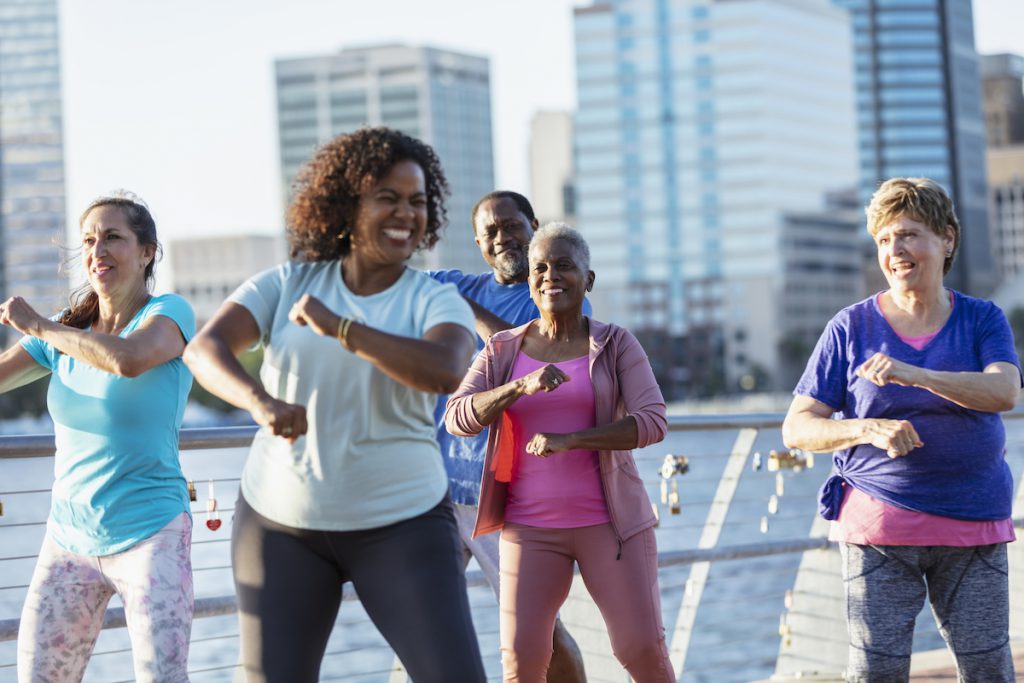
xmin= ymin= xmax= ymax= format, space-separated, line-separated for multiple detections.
xmin=616 ymin=536 xmax=622 ymax=561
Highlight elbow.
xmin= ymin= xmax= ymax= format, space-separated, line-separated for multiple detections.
xmin=634 ymin=410 xmax=668 ymax=448
xmin=182 ymin=336 xmax=209 ymax=374
xmin=111 ymin=352 xmax=146 ymax=378
xmin=781 ymin=418 xmax=803 ymax=450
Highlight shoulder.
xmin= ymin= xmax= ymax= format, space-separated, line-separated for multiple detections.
xmin=952 ymin=290 xmax=1004 ymax=320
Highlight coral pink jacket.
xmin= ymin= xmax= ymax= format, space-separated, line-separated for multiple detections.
xmin=444 ymin=317 xmax=667 ymax=544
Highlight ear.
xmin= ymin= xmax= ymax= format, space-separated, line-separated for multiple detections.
xmin=142 ymin=243 xmax=157 ymax=267
xmin=585 ymin=271 xmax=595 ymax=292
xmin=530 ymin=218 xmax=540 ymax=232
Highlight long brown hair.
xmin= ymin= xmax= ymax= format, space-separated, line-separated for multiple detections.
xmin=59 ymin=192 xmax=161 ymax=329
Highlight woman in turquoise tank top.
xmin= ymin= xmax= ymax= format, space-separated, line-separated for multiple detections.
xmin=0 ymin=192 xmax=196 ymax=682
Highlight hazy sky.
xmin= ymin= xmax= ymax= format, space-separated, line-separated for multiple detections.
xmin=59 ymin=0 xmax=1024 ymax=240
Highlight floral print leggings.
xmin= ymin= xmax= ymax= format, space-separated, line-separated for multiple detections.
xmin=17 ymin=513 xmax=193 ymax=683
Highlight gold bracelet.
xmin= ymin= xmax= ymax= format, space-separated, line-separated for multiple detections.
xmin=336 ymin=317 xmax=353 ymax=350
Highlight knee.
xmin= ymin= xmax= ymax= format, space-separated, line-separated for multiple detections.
xmin=611 ymin=635 xmax=671 ymax=675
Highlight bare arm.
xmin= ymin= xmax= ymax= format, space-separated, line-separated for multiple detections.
xmin=527 ymin=416 xmax=640 ymax=457
xmin=781 ymin=394 xmax=923 ymax=458
xmin=464 ymin=296 xmax=515 ymax=342
xmin=0 ymin=296 xmax=184 ymax=378
xmin=468 ymin=363 xmax=569 ymax=427
xmin=0 ymin=344 xmax=50 ymax=394
xmin=288 ymin=294 xmax=476 ymax=394
xmin=857 ymin=353 xmax=1021 ymax=413
xmin=183 ymin=302 xmax=307 ymax=443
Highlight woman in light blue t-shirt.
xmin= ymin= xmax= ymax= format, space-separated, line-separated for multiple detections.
xmin=185 ymin=128 xmax=485 ymax=682
xmin=0 ymin=192 xmax=196 ymax=682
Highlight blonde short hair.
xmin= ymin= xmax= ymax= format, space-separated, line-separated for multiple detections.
xmin=865 ymin=177 xmax=960 ymax=274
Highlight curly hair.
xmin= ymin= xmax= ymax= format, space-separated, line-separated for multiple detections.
xmin=286 ymin=127 xmax=449 ymax=261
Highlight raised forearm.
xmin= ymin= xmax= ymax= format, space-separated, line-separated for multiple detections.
xmin=465 ymin=297 xmax=515 ymax=341
xmin=35 ymin=320 xmax=142 ymax=376
xmin=782 ymin=411 xmax=874 ymax=453
xmin=564 ymin=416 xmax=639 ymax=451
xmin=469 ymin=379 xmax=526 ymax=426
xmin=183 ymin=335 xmax=269 ymax=414
xmin=346 ymin=323 xmax=471 ymax=394
xmin=912 ymin=366 xmax=1020 ymax=413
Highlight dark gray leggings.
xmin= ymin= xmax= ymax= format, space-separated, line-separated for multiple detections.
xmin=232 ymin=494 xmax=486 ymax=683
xmin=841 ymin=542 xmax=1014 ymax=683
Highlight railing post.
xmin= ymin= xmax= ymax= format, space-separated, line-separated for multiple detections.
xmin=667 ymin=427 xmax=758 ymax=678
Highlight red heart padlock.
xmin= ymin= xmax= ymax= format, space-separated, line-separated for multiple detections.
xmin=205 ymin=480 xmax=221 ymax=532
xmin=206 ymin=518 xmax=222 ymax=531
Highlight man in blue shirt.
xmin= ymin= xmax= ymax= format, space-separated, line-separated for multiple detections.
xmin=431 ymin=191 xmax=587 ymax=682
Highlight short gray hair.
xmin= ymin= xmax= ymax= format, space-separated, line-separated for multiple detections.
xmin=529 ymin=221 xmax=591 ymax=272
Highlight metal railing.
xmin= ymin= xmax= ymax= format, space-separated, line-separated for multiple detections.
xmin=1 ymin=411 xmax=1022 ymax=682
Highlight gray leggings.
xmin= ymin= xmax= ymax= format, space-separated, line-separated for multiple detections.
xmin=840 ymin=543 xmax=1014 ymax=683
xmin=232 ymin=494 xmax=486 ymax=683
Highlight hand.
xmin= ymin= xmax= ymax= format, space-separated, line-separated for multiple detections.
xmin=517 ymin=364 xmax=569 ymax=396
xmin=252 ymin=394 xmax=308 ymax=444
xmin=288 ymin=294 xmax=341 ymax=339
xmin=525 ymin=432 xmax=574 ymax=458
xmin=0 ymin=296 xmax=45 ymax=336
xmin=856 ymin=352 xmax=923 ymax=388
xmin=862 ymin=418 xmax=923 ymax=458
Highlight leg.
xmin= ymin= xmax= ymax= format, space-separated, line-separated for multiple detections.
xmin=549 ymin=618 xmax=587 ymax=683
xmin=499 ymin=523 xmax=576 ymax=683
xmin=17 ymin=534 xmax=114 ymax=683
xmin=346 ymin=498 xmax=486 ymax=683
xmin=456 ymin=504 xmax=586 ymax=682
xmin=574 ymin=525 xmax=673 ymax=683
xmin=925 ymin=544 xmax=1015 ymax=683
xmin=232 ymin=494 xmax=343 ymax=683
xmin=106 ymin=512 xmax=193 ymax=683
xmin=840 ymin=544 xmax=926 ymax=683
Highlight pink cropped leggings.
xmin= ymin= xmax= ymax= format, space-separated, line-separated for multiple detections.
xmin=498 ymin=522 xmax=674 ymax=682
xmin=17 ymin=513 xmax=193 ymax=683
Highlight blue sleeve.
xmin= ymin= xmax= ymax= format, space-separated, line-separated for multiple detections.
xmin=976 ymin=301 xmax=1023 ymax=387
xmin=425 ymin=269 xmax=467 ymax=286
xmin=19 ymin=334 xmax=54 ymax=371
xmin=582 ymin=297 xmax=593 ymax=316
xmin=228 ymin=264 xmax=286 ymax=345
xmin=793 ymin=316 xmax=849 ymax=411
xmin=146 ymin=294 xmax=196 ymax=343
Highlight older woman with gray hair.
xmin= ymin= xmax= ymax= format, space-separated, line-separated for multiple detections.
xmin=446 ymin=223 xmax=675 ymax=682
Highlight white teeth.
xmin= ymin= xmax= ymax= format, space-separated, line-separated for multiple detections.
xmin=544 ymin=288 xmax=564 ymax=295
xmin=383 ymin=228 xmax=411 ymax=240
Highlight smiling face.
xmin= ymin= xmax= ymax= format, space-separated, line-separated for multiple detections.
xmin=528 ymin=236 xmax=595 ymax=319
xmin=873 ymin=214 xmax=953 ymax=295
xmin=473 ymin=197 xmax=537 ymax=284
xmin=349 ymin=159 xmax=428 ymax=267
xmin=81 ymin=205 xmax=155 ymax=299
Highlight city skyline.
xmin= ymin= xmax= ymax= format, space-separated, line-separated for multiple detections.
xmin=58 ymin=0 xmax=1024 ymax=245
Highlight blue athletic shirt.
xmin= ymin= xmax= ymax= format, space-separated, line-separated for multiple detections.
xmin=20 ymin=293 xmax=195 ymax=556
xmin=427 ymin=270 xmax=591 ymax=505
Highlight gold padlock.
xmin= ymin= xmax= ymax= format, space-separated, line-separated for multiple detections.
xmin=0 ymin=498 xmax=4 ymax=516
xmin=187 ymin=480 xmax=197 ymax=502
xmin=669 ymin=480 xmax=681 ymax=514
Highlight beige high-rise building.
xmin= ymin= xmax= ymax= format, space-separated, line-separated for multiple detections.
xmin=983 ymin=53 xmax=1024 ymax=283
xmin=528 ymin=111 xmax=575 ymax=226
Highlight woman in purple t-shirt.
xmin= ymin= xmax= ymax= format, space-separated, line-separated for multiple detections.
xmin=783 ymin=178 xmax=1022 ymax=683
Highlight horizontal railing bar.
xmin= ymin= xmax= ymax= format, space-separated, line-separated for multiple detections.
xmin=2 ymin=409 xmax=1021 ymax=460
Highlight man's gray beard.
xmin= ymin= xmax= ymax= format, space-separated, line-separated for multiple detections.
xmin=495 ymin=251 xmax=528 ymax=281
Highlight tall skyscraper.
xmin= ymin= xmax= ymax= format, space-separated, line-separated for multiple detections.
xmin=0 ymin=0 xmax=67 ymax=339
xmin=982 ymin=53 xmax=1024 ymax=283
xmin=529 ymin=111 xmax=576 ymax=225
xmin=573 ymin=0 xmax=859 ymax=395
xmin=275 ymin=45 xmax=495 ymax=272
xmin=833 ymin=0 xmax=994 ymax=296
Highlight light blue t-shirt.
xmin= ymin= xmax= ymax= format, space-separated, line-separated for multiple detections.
xmin=230 ymin=261 xmax=475 ymax=531
xmin=426 ymin=270 xmax=592 ymax=505
xmin=20 ymin=293 xmax=195 ymax=556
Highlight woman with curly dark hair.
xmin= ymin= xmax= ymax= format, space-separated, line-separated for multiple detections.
xmin=184 ymin=127 xmax=484 ymax=682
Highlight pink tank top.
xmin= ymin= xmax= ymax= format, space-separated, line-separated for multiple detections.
xmin=503 ymin=352 xmax=610 ymax=528
xmin=830 ymin=293 xmax=1015 ymax=546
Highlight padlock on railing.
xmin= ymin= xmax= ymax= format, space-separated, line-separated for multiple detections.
xmin=766 ymin=448 xmax=814 ymax=472
xmin=187 ymin=480 xmax=197 ymax=503
xmin=655 ymin=454 xmax=689 ymax=518
xmin=0 ymin=497 xmax=4 ymax=517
